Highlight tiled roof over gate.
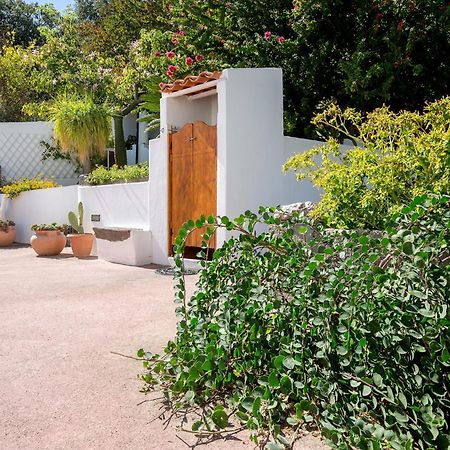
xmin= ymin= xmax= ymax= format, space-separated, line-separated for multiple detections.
xmin=160 ymin=71 xmax=222 ymax=94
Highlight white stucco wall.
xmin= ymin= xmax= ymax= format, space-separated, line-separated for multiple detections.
xmin=148 ymin=137 xmax=168 ymax=265
xmin=283 ymin=136 xmax=321 ymax=203
xmin=0 ymin=122 xmax=79 ymax=185
xmin=149 ymin=68 xmax=324 ymax=264
xmin=0 ymin=186 xmax=78 ymax=243
xmin=78 ymin=182 xmax=150 ymax=233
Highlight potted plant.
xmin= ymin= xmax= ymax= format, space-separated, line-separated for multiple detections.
xmin=0 ymin=220 xmax=16 ymax=247
xmin=68 ymin=202 xmax=94 ymax=258
xmin=30 ymin=223 xmax=67 ymax=256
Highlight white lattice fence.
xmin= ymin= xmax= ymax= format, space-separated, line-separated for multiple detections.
xmin=0 ymin=122 xmax=79 ymax=185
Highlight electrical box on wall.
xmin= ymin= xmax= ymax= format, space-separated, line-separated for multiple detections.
xmin=91 ymin=214 xmax=101 ymax=222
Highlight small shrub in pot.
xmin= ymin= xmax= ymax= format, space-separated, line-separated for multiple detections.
xmin=30 ymin=223 xmax=67 ymax=256
xmin=0 ymin=219 xmax=16 ymax=247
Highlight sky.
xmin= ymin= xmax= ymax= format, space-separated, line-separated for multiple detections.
xmin=33 ymin=0 xmax=73 ymax=11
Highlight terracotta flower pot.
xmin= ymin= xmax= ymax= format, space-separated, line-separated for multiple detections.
xmin=0 ymin=226 xmax=16 ymax=247
xmin=30 ymin=230 xmax=66 ymax=256
xmin=68 ymin=233 xmax=94 ymax=258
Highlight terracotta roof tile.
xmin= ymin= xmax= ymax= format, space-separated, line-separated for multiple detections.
xmin=160 ymin=71 xmax=222 ymax=94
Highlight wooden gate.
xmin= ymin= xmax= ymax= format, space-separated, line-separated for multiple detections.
xmin=169 ymin=121 xmax=217 ymax=253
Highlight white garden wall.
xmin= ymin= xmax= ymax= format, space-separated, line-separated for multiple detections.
xmin=79 ymin=182 xmax=150 ymax=233
xmin=0 ymin=186 xmax=78 ymax=243
xmin=0 ymin=122 xmax=79 ymax=185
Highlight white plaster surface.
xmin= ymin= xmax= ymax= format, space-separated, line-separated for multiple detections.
xmin=95 ymin=229 xmax=152 ymax=266
xmin=148 ymin=137 xmax=168 ymax=265
xmin=151 ymin=68 xmax=324 ymax=264
xmin=0 ymin=186 xmax=78 ymax=243
xmin=78 ymin=182 xmax=150 ymax=233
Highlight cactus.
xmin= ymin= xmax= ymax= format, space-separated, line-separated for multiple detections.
xmin=68 ymin=201 xmax=84 ymax=234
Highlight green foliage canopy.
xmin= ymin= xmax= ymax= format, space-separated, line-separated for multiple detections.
xmin=140 ymin=195 xmax=450 ymax=449
xmin=48 ymin=95 xmax=110 ymax=173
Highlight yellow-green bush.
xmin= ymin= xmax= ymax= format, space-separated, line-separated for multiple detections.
xmin=1 ymin=178 xmax=59 ymax=199
xmin=283 ymin=97 xmax=450 ymax=229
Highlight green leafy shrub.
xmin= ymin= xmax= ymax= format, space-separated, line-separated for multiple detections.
xmin=0 ymin=178 xmax=59 ymax=199
xmin=0 ymin=220 xmax=15 ymax=232
xmin=140 ymin=195 xmax=449 ymax=449
xmin=31 ymin=223 xmax=66 ymax=232
xmin=283 ymin=97 xmax=450 ymax=229
xmin=85 ymin=162 xmax=149 ymax=186
xmin=48 ymin=95 xmax=111 ymax=174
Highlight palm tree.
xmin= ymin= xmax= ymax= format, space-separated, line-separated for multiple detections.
xmin=49 ymin=95 xmax=111 ymax=174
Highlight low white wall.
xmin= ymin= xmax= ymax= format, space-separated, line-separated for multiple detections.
xmin=0 ymin=122 xmax=79 ymax=185
xmin=79 ymin=182 xmax=150 ymax=233
xmin=0 ymin=186 xmax=78 ymax=243
xmin=282 ymin=136 xmax=321 ymax=203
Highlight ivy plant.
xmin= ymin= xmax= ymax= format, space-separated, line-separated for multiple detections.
xmin=139 ymin=195 xmax=449 ymax=449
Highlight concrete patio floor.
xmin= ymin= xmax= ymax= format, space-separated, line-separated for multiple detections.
xmin=0 ymin=245 xmax=328 ymax=450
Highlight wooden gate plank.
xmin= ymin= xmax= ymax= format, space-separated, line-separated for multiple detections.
xmin=169 ymin=121 xmax=217 ymax=252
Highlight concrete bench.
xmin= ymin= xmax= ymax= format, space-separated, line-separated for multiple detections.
xmin=93 ymin=227 xmax=152 ymax=266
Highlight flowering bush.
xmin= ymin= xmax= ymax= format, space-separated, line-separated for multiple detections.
xmin=283 ymin=97 xmax=450 ymax=229
xmin=0 ymin=178 xmax=59 ymax=199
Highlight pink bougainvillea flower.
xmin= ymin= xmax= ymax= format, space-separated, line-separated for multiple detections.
xmin=264 ymin=31 xmax=272 ymax=40
xmin=159 ymin=82 xmax=165 ymax=89
xmin=167 ymin=70 xmax=174 ymax=78
xmin=168 ymin=65 xmax=178 ymax=74
xmin=175 ymin=30 xmax=186 ymax=35
xmin=166 ymin=51 xmax=175 ymax=59
xmin=185 ymin=56 xmax=193 ymax=66
xmin=376 ymin=12 xmax=384 ymax=20
xmin=154 ymin=51 xmax=161 ymax=57
xmin=278 ymin=36 xmax=285 ymax=43
xmin=397 ymin=20 xmax=405 ymax=31
xmin=195 ymin=54 xmax=204 ymax=62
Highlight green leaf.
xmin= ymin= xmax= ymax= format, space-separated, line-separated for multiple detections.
xmin=242 ymin=396 xmax=254 ymax=412
xmin=184 ymin=391 xmax=195 ymax=403
xmin=362 ymin=385 xmax=372 ymax=396
xmin=402 ymin=242 xmax=414 ymax=255
xmin=274 ymin=355 xmax=284 ymax=370
xmin=211 ymin=409 xmax=228 ymax=428
xmin=286 ymin=416 xmax=298 ymax=426
xmin=268 ymin=371 xmax=280 ymax=388
xmin=282 ymin=357 xmax=295 ymax=370
xmin=266 ymin=443 xmax=283 ymax=450
xmin=252 ymin=397 xmax=261 ymax=416
xmin=398 ymin=392 xmax=407 ymax=409
xmin=373 ymin=373 xmax=383 ymax=387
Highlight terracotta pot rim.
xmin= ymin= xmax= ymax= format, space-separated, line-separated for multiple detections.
xmin=67 ymin=233 xmax=94 ymax=238
xmin=34 ymin=229 xmax=62 ymax=234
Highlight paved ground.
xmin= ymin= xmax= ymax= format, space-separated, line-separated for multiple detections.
xmin=0 ymin=245 xmax=328 ymax=450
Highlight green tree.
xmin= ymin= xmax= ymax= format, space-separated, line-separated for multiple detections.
xmin=158 ymin=0 xmax=450 ymax=137
xmin=0 ymin=44 xmax=40 ymax=121
xmin=0 ymin=0 xmax=59 ymax=46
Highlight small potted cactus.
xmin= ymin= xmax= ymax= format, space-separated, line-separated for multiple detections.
xmin=67 ymin=202 xmax=94 ymax=258
xmin=0 ymin=219 xmax=16 ymax=247
xmin=30 ymin=223 xmax=67 ymax=256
